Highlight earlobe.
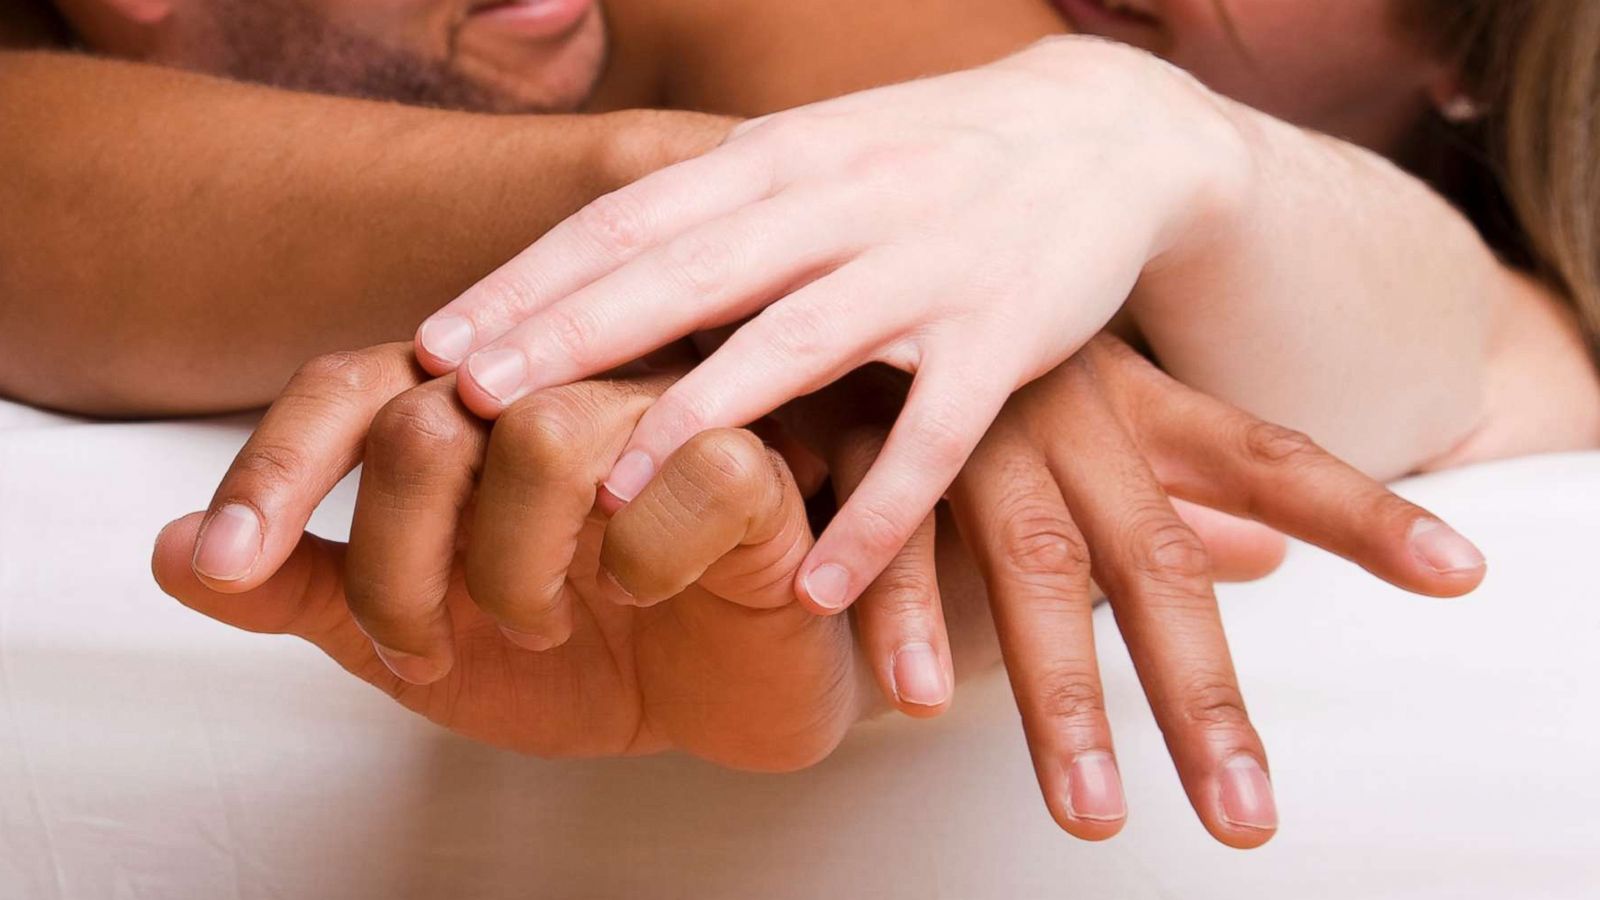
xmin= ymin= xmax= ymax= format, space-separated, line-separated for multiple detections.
xmin=1427 ymin=72 xmax=1485 ymax=124
xmin=109 ymin=0 xmax=173 ymax=26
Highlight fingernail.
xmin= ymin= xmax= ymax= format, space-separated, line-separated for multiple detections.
xmin=1218 ymin=754 xmax=1278 ymax=831
xmin=1409 ymin=519 xmax=1486 ymax=575
xmin=373 ymin=645 xmax=448 ymax=685
xmin=500 ymin=626 xmax=560 ymax=652
xmin=603 ymin=450 xmax=656 ymax=504
xmin=1065 ymin=751 xmax=1127 ymax=823
xmin=890 ymin=642 xmax=950 ymax=707
xmin=465 ymin=349 xmax=527 ymax=404
xmin=600 ymin=568 xmax=642 ymax=606
xmin=192 ymin=503 xmax=261 ymax=582
xmin=801 ymin=563 xmax=852 ymax=611
xmin=418 ymin=316 xmax=474 ymax=365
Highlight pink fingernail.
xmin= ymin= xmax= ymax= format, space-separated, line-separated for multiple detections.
xmin=465 ymin=349 xmax=527 ymax=404
xmin=373 ymin=645 xmax=448 ymax=685
xmin=500 ymin=626 xmax=560 ymax=652
xmin=1218 ymin=754 xmax=1278 ymax=830
xmin=192 ymin=504 xmax=261 ymax=582
xmin=801 ymin=563 xmax=852 ymax=611
xmin=891 ymin=642 xmax=950 ymax=707
xmin=419 ymin=316 xmax=474 ymax=365
xmin=1066 ymin=751 xmax=1127 ymax=823
xmin=603 ymin=451 xmax=656 ymax=504
xmin=1409 ymin=519 xmax=1485 ymax=575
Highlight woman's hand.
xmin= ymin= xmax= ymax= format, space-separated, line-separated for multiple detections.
xmin=782 ymin=335 xmax=1486 ymax=848
xmin=411 ymin=35 xmax=1252 ymax=613
xmin=153 ymin=346 xmax=866 ymax=771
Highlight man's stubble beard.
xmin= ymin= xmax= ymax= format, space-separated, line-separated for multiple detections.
xmin=197 ymin=0 xmax=585 ymax=113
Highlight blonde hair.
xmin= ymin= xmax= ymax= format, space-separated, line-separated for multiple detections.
xmin=1409 ymin=0 xmax=1600 ymax=363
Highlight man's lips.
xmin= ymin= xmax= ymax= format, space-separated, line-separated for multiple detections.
xmin=465 ymin=0 xmax=594 ymax=40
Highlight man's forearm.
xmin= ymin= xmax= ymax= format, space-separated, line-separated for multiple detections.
xmin=0 ymin=51 xmax=727 ymax=416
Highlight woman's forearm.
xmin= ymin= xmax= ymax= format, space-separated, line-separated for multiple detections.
xmin=0 ymin=51 xmax=727 ymax=416
xmin=1130 ymin=101 xmax=1494 ymax=479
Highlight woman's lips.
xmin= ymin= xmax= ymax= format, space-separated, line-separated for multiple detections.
xmin=1051 ymin=0 xmax=1162 ymax=37
xmin=466 ymin=0 xmax=595 ymax=41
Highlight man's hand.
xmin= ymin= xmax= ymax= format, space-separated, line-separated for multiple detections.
xmin=153 ymin=347 xmax=863 ymax=771
xmin=781 ymin=335 xmax=1486 ymax=849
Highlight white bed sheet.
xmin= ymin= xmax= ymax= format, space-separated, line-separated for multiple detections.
xmin=0 ymin=396 xmax=1597 ymax=899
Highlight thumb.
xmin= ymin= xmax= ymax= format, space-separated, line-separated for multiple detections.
xmin=153 ymin=513 xmax=388 ymax=685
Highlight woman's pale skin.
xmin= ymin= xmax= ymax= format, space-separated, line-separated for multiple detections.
xmin=415 ymin=4 xmax=1597 ymax=623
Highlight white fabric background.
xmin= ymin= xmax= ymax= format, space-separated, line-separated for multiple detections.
xmin=1 ymin=397 xmax=1596 ymax=899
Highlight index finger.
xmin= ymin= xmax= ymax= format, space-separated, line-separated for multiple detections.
xmin=414 ymin=144 xmax=774 ymax=372
xmin=191 ymin=344 xmax=423 ymax=592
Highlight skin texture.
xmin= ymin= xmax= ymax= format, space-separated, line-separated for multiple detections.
xmin=158 ymin=340 xmax=1483 ymax=846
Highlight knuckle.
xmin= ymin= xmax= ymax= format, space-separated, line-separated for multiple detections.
xmin=850 ymin=496 xmax=912 ymax=558
xmin=866 ymin=564 xmax=936 ymax=621
xmin=495 ymin=393 xmax=592 ymax=474
xmin=289 ymin=350 xmax=387 ymax=396
xmin=680 ymin=428 xmax=767 ymax=494
xmin=1241 ymin=422 xmax=1322 ymax=468
xmin=231 ymin=440 xmax=309 ymax=489
xmin=1034 ymin=670 xmax=1106 ymax=726
xmin=577 ymin=191 xmax=652 ymax=257
xmin=1178 ymin=678 xmax=1252 ymax=733
xmin=758 ymin=300 xmax=836 ymax=363
xmin=1127 ymin=514 xmax=1213 ymax=587
xmin=997 ymin=506 xmax=1091 ymax=583
xmin=368 ymin=391 xmax=471 ymax=466
xmin=663 ymin=233 xmax=734 ymax=295
xmin=908 ymin=399 xmax=973 ymax=470
xmin=543 ymin=305 xmax=603 ymax=362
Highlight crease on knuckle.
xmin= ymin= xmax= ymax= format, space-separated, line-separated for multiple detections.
xmin=1242 ymin=422 xmax=1322 ymax=468
xmin=1034 ymin=670 xmax=1106 ymax=727
xmin=680 ymin=429 xmax=765 ymax=496
xmin=908 ymin=398 xmax=972 ymax=470
xmin=864 ymin=565 xmax=936 ymax=622
xmin=1127 ymin=513 xmax=1213 ymax=588
xmin=544 ymin=305 xmax=604 ymax=363
xmin=993 ymin=497 xmax=1090 ymax=585
xmin=232 ymin=440 xmax=309 ymax=489
xmin=664 ymin=232 xmax=734 ymax=296
xmin=1177 ymin=678 xmax=1251 ymax=734
xmin=850 ymin=497 xmax=910 ymax=557
xmin=495 ymin=395 xmax=592 ymax=475
xmin=758 ymin=300 xmax=835 ymax=363
xmin=290 ymin=349 xmax=391 ymax=397
xmin=368 ymin=392 xmax=471 ymax=468
xmin=578 ymin=191 xmax=652 ymax=257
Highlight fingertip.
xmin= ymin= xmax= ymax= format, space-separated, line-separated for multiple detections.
xmin=373 ymin=644 xmax=452 ymax=686
xmin=796 ymin=562 xmax=855 ymax=614
xmin=887 ymin=641 xmax=953 ymax=717
xmin=1207 ymin=754 xmax=1279 ymax=850
xmin=1406 ymin=518 xmax=1487 ymax=597
xmin=191 ymin=503 xmax=265 ymax=592
xmin=457 ymin=349 xmax=526 ymax=419
xmin=415 ymin=316 xmax=475 ymax=373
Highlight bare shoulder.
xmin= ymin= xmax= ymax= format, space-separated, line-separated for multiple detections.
xmin=0 ymin=0 xmax=69 ymax=48
xmin=1423 ymin=270 xmax=1600 ymax=471
xmin=648 ymin=0 xmax=1068 ymax=115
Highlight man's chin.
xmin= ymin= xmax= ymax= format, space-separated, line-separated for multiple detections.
xmin=451 ymin=10 xmax=608 ymax=113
